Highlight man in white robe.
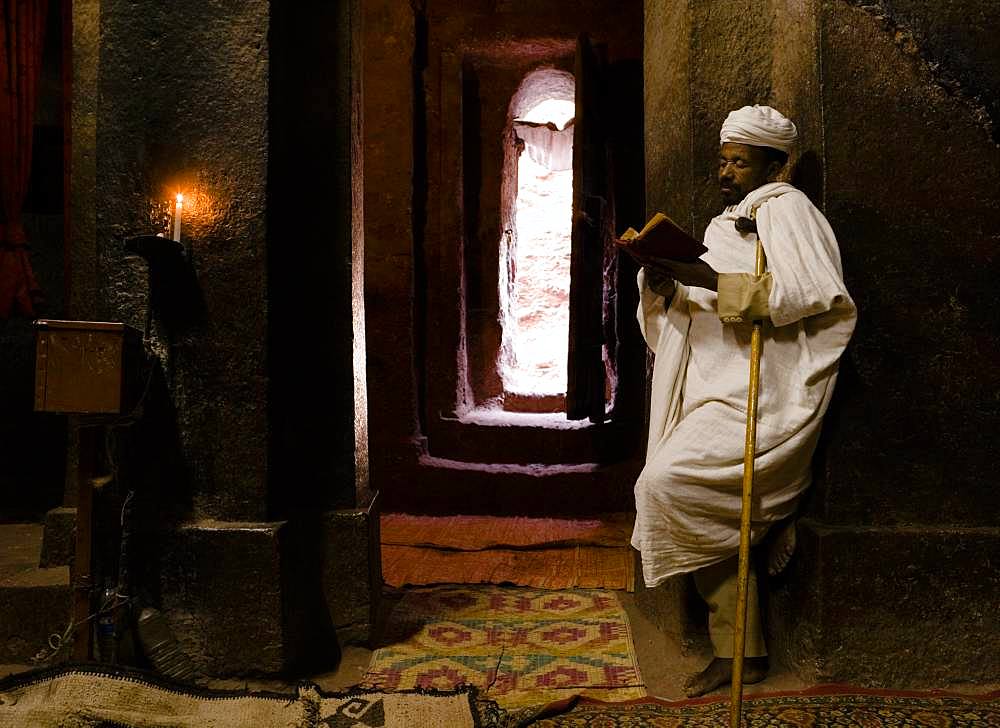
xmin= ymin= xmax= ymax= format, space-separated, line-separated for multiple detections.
xmin=629 ymin=105 xmax=857 ymax=696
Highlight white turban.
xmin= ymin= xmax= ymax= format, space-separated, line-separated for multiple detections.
xmin=720 ymin=105 xmax=798 ymax=153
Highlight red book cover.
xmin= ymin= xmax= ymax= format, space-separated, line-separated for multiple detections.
xmin=616 ymin=212 xmax=708 ymax=262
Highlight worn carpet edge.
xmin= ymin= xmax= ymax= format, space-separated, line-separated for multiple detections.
xmin=380 ymin=513 xmax=634 ymax=551
xmin=0 ymin=662 xmax=291 ymax=700
xmin=381 ymin=544 xmax=636 ymax=591
xmin=581 ymin=683 xmax=1000 ymax=708
xmin=0 ymin=663 xmax=497 ymax=728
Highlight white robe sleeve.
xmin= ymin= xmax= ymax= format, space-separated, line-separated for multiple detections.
xmin=637 ymin=267 xmax=669 ymax=352
xmin=637 ymin=269 xmax=692 ymax=458
xmin=755 ymin=190 xmax=855 ymax=328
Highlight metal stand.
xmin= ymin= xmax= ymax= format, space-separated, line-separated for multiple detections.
xmin=70 ymin=423 xmax=98 ymax=660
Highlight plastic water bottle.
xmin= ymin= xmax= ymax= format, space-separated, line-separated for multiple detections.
xmin=136 ymin=607 xmax=197 ymax=682
xmin=97 ymin=581 xmax=117 ymax=663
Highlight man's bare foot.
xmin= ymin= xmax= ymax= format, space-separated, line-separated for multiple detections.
xmin=683 ymin=656 xmax=768 ymax=697
xmin=767 ymin=519 xmax=797 ymax=577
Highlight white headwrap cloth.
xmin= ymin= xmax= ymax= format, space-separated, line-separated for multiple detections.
xmin=720 ymin=105 xmax=798 ymax=153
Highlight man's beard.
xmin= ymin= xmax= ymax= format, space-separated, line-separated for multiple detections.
xmin=720 ymin=185 xmax=742 ymax=205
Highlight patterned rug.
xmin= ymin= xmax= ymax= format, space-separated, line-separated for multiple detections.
xmin=529 ymin=687 xmax=1000 ymax=727
xmin=380 ymin=514 xmax=636 ymax=591
xmin=0 ymin=664 xmax=483 ymax=727
xmin=361 ymin=585 xmax=646 ymax=709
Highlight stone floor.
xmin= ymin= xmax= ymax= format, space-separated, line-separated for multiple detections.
xmin=0 ymin=523 xmax=71 ymax=665
xmin=0 ymin=524 xmax=1000 ymax=699
xmin=198 ymin=586 xmax=814 ymax=698
xmin=1 ymin=518 xmax=996 ymax=700
xmin=278 ymin=588 xmax=815 ymax=700
xmin=3 ymin=584 xmax=998 ymax=702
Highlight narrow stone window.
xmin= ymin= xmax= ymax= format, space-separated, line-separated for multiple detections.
xmin=500 ymin=69 xmax=575 ymax=411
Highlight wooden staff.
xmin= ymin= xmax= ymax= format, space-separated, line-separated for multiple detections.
xmin=730 ymin=216 xmax=766 ymax=728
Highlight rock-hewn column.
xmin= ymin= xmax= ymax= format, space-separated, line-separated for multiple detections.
xmin=772 ymin=0 xmax=1000 ymax=685
xmin=87 ymin=0 xmax=283 ymax=675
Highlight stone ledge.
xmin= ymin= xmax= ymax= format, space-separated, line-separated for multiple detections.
xmin=321 ymin=498 xmax=381 ymax=647
xmin=40 ymin=507 xmax=77 ymax=568
xmin=769 ymin=520 xmax=1000 ymax=687
xmin=0 ymin=572 xmax=71 ymax=663
xmin=159 ymin=520 xmax=295 ymax=676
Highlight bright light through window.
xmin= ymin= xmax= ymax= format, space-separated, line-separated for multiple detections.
xmin=501 ymin=98 xmax=575 ymax=398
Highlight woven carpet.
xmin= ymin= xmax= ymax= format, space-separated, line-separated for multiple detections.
xmin=0 ymin=664 xmax=483 ymax=727
xmin=381 ymin=514 xmax=633 ymax=549
xmin=361 ymin=585 xmax=646 ymax=710
xmin=380 ymin=514 xmax=635 ymax=591
xmin=529 ymin=687 xmax=1000 ymax=726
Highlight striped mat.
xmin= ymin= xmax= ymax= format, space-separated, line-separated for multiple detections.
xmin=380 ymin=514 xmax=636 ymax=591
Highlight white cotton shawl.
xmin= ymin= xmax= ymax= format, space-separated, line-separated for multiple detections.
xmin=631 ymin=182 xmax=856 ymax=586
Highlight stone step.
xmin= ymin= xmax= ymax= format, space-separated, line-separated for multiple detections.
xmin=0 ymin=523 xmax=72 ymax=664
xmin=0 ymin=524 xmax=44 ymax=578
xmin=40 ymin=507 xmax=76 ymax=568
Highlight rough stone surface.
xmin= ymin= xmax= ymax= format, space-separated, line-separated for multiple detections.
xmin=858 ymin=0 xmax=1000 ymax=144
xmin=361 ymin=0 xmax=420 ymax=496
xmin=95 ymin=0 xmax=270 ymax=522
xmin=643 ymin=0 xmax=691 ymax=229
xmin=159 ymin=521 xmax=295 ymax=676
xmin=68 ymin=0 xmax=369 ymax=677
xmin=39 ymin=507 xmax=76 ymax=569
xmin=814 ymin=0 xmax=1000 ymax=529
xmin=0 ymin=571 xmax=71 ymax=664
xmin=0 ymin=524 xmax=71 ymax=664
xmin=70 ymin=0 xmax=99 ymax=322
xmin=687 ymin=0 xmax=773 ymax=237
xmin=770 ymin=521 xmax=1000 ymax=685
xmin=321 ymin=505 xmax=381 ymax=646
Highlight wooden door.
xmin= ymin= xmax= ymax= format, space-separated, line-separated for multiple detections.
xmin=567 ymin=34 xmax=609 ymax=422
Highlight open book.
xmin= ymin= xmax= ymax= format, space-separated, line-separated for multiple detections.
xmin=616 ymin=212 xmax=708 ymax=262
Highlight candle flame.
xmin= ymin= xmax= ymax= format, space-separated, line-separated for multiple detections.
xmin=176 ymin=193 xmax=184 ymax=205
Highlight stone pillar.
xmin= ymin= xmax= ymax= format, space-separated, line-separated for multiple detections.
xmin=269 ymin=0 xmax=378 ymax=647
xmin=72 ymin=0 xmax=312 ymax=674
xmin=95 ymin=1 xmax=270 ymax=522
xmin=84 ymin=0 xmax=283 ymax=675
xmin=362 ymin=0 xmax=421 ymax=489
xmin=642 ymin=0 xmax=1000 ymax=686
xmin=73 ymin=0 xmax=374 ymax=675
xmin=771 ymin=0 xmax=1000 ymax=686
xmin=635 ymin=0 xmax=701 ymax=651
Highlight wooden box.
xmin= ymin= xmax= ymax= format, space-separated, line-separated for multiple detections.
xmin=34 ymin=320 xmax=142 ymax=415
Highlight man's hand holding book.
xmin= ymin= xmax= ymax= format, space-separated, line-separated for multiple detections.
xmin=615 ymin=213 xmax=719 ymax=292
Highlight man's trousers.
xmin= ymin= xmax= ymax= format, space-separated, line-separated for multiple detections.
xmin=692 ymin=556 xmax=767 ymax=657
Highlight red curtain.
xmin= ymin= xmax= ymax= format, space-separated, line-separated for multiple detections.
xmin=0 ymin=0 xmax=48 ymax=320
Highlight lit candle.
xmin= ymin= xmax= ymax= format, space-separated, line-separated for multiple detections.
xmin=172 ymin=193 xmax=184 ymax=242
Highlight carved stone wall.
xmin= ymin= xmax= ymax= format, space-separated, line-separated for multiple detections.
xmin=70 ymin=0 xmax=370 ymax=674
